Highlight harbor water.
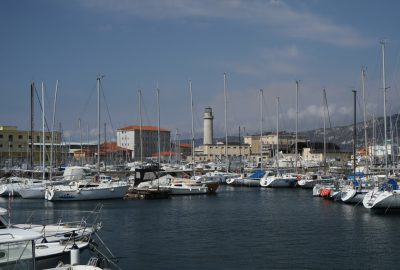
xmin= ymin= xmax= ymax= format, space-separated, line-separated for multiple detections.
xmin=4 ymin=186 xmax=400 ymax=270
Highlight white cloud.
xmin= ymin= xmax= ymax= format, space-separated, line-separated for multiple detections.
xmin=79 ymin=0 xmax=374 ymax=47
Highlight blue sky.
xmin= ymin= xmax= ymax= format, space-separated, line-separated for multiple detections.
xmin=1 ymin=0 xmax=400 ymax=141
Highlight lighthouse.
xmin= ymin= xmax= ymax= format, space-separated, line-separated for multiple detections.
xmin=203 ymin=107 xmax=214 ymax=145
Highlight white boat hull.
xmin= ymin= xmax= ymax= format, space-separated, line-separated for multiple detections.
xmin=363 ymin=189 xmax=400 ymax=209
xmin=260 ymin=176 xmax=297 ymax=188
xmin=340 ymin=188 xmax=366 ymax=204
xmin=46 ymin=184 xmax=129 ymax=201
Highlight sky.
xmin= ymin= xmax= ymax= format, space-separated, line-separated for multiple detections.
xmin=1 ymin=0 xmax=400 ymax=141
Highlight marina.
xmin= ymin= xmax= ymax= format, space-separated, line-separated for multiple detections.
xmin=3 ymin=1 xmax=400 ymax=269
xmin=2 ymin=186 xmax=400 ymax=270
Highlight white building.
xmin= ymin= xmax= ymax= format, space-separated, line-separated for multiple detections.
xmin=117 ymin=125 xmax=170 ymax=160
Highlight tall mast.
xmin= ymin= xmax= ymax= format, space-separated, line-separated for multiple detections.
xmin=50 ymin=80 xmax=58 ymax=182
xmin=86 ymin=124 xmax=89 ymax=164
xmin=79 ymin=118 xmax=82 ymax=166
xmin=138 ymin=89 xmax=143 ymax=163
xmin=372 ymin=113 xmax=376 ymax=162
xmin=259 ymin=89 xmax=263 ymax=170
xmin=295 ymin=80 xmax=299 ymax=174
xmin=381 ymin=41 xmax=388 ymax=176
xmin=189 ymin=80 xmax=195 ymax=177
xmin=323 ymin=89 xmax=327 ymax=168
xmin=353 ymin=90 xmax=357 ymax=179
xmin=157 ymin=87 xmax=161 ymax=170
xmin=224 ymin=73 xmax=228 ymax=172
xmin=104 ymin=122 xmax=107 ymax=171
xmin=96 ymin=76 xmax=101 ymax=174
xmin=41 ymin=82 xmax=45 ymax=180
xmin=276 ymin=97 xmax=280 ymax=173
xmin=361 ymin=68 xmax=368 ymax=174
xmin=30 ymin=82 xmax=34 ymax=169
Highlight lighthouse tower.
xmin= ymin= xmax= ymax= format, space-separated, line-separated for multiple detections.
xmin=203 ymin=107 xmax=214 ymax=145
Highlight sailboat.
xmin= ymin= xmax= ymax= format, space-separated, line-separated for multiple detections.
xmin=341 ymin=81 xmax=369 ymax=203
xmin=260 ymin=97 xmax=297 ymax=188
xmin=363 ymin=41 xmax=400 ymax=209
xmin=159 ymin=80 xmax=216 ymax=195
xmin=46 ymin=76 xmax=129 ymax=201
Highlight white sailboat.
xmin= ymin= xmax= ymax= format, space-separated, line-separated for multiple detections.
xmin=362 ymin=41 xmax=400 ymax=209
xmin=46 ymin=76 xmax=129 ymax=201
xmin=260 ymin=97 xmax=297 ymax=188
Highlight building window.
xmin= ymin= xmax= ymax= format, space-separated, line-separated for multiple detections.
xmin=0 ymin=134 xmax=3 ymax=139
xmin=0 ymin=144 xmax=2 ymax=148
xmin=9 ymin=144 xmax=13 ymax=148
xmin=46 ymin=136 xmax=50 ymax=140
xmin=18 ymin=145 xmax=22 ymax=148
xmin=18 ymin=135 xmax=23 ymax=139
xmin=8 ymin=135 xmax=13 ymax=142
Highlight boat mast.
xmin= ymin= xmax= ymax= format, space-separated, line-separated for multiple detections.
xmin=104 ymin=122 xmax=107 ymax=172
xmin=381 ymin=41 xmax=388 ymax=177
xmin=276 ymin=97 xmax=280 ymax=173
xmin=189 ymin=80 xmax=195 ymax=178
xmin=79 ymin=118 xmax=82 ymax=166
xmin=224 ymin=73 xmax=228 ymax=173
xmin=353 ymin=90 xmax=357 ymax=180
xmin=361 ymin=68 xmax=368 ymax=175
xmin=323 ymin=89 xmax=327 ymax=169
xmin=157 ymin=87 xmax=161 ymax=170
xmin=259 ymin=89 xmax=263 ymax=171
xmin=50 ymin=80 xmax=58 ymax=182
xmin=295 ymin=80 xmax=299 ymax=174
xmin=372 ymin=113 xmax=376 ymax=164
xmin=42 ymin=82 xmax=45 ymax=180
xmin=138 ymin=89 xmax=143 ymax=163
xmin=157 ymin=87 xmax=161 ymax=189
xmin=30 ymin=82 xmax=34 ymax=170
xmin=96 ymin=76 xmax=101 ymax=175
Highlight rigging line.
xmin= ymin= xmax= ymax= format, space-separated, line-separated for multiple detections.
xmin=140 ymin=91 xmax=152 ymax=126
xmin=99 ymin=81 xmax=116 ymax=139
xmin=34 ymin=86 xmax=51 ymax=133
xmin=78 ymin=82 xmax=97 ymax=121
xmin=323 ymin=90 xmax=332 ymax=129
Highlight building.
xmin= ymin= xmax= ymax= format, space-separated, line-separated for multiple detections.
xmin=301 ymin=142 xmax=350 ymax=162
xmin=190 ymin=142 xmax=251 ymax=162
xmin=203 ymin=107 xmax=214 ymax=145
xmin=0 ymin=125 xmax=62 ymax=166
xmin=244 ymin=132 xmax=308 ymax=157
xmin=116 ymin=125 xmax=171 ymax=160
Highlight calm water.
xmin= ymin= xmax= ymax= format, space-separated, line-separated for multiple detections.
xmin=4 ymin=186 xmax=400 ymax=270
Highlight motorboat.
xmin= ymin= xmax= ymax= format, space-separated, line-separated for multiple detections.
xmin=226 ymin=170 xmax=265 ymax=187
xmin=260 ymin=171 xmax=297 ymax=188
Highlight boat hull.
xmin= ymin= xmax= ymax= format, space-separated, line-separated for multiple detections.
xmin=46 ymin=184 xmax=129 ymax=201
xmin=260 ymin=177 xmax=297 ymax=188
xmin=363 ymin=190 xmax=400 ymax=209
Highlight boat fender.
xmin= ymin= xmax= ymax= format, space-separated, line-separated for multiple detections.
xmin=296 ymin=175 xmax=301 ymax=181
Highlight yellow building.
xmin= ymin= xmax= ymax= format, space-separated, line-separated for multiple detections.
xmin=191 ymin=143 xmax=251 ymax=162
xmin=244 ymin=133 xmax=307 ymax=157
xmin=0 ymin=126 xmax=62 ymax=166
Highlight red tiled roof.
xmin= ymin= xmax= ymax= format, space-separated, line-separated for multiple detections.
xmin=118 ymin=125 xmax=169 ymax=132
xmin=152 ymin=151 xmax=178 ymax=156
xmin=180 ymin=143 xmax=191 ymax=148
xmin=100 ymin=142 xmax=130 ymax=153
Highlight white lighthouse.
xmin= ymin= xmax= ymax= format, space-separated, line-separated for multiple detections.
xmin=203 ymin=107 xmax=214 ymax=145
